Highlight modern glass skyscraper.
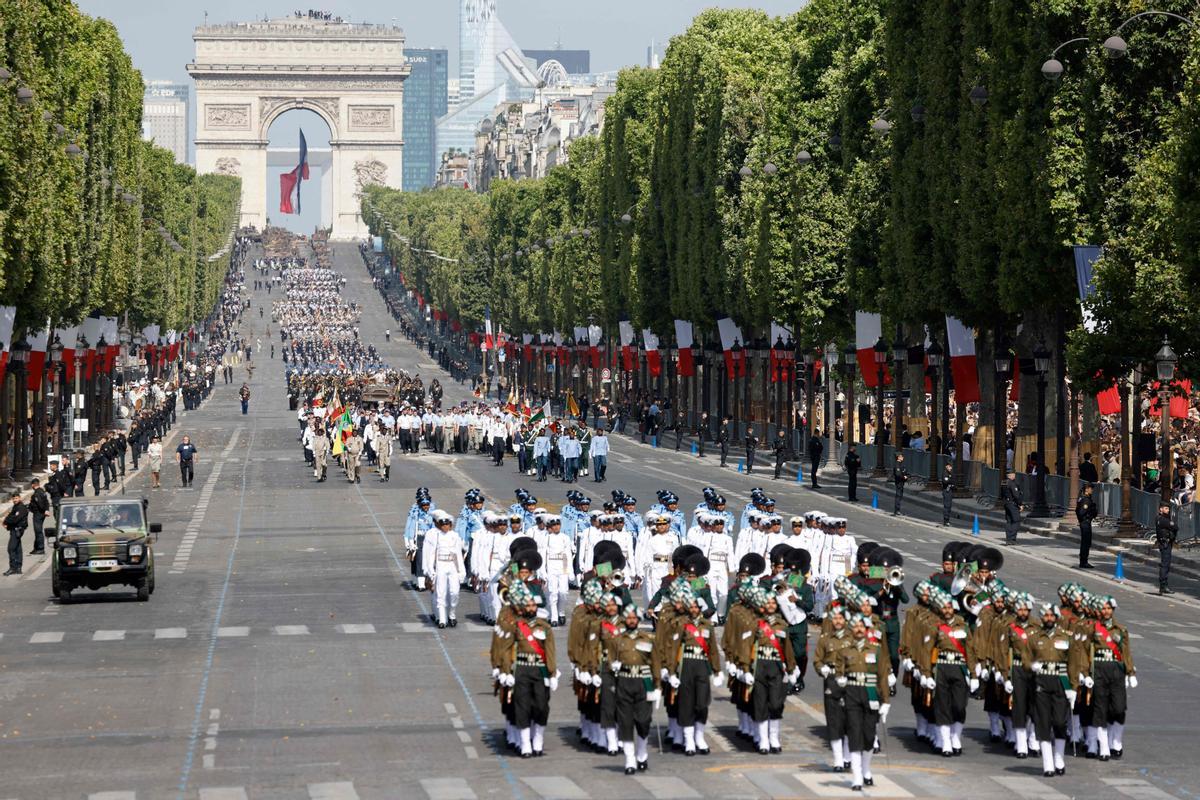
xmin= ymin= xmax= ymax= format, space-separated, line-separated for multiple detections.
xmin=142 ymin=80 xmax=189 ymax=164
xmin=403 ymin=48 xmax=449 ymax=190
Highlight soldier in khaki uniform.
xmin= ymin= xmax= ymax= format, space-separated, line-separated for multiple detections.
xmin=375 ymin=423 xmax=393 ymax=481
xmin=1086 ymin=593 xmax=1135 ymax=761
xmin=604 ymin=602 xmax=662 ymax=774
xmin=722 ymin=554 xmax=765 ymax=743
xmin=814 ymin=604 xmax=854 ymax=770
xmin=1028 ymin=601 xmax=1086 ymax=778
xmin=928 ymin=588 xmax=978 ymax=757
xmin=311 ymin=425 xmax=330 ymax=482
xmin=569 ymin=579 xmax=603 ymax=750
xmin=662 ymin=581 xmax=723 ymax=756
xmin=998 ymin=591 xmax=1038 ymax=759
xmin=900 ymin=581 xmax=939 ymax=750
xmin=732 ymin=584 xmax=797 ymax=754
xmin=344 ymin=428 xmax=364 ymax=483
xmin=835 ymin=612 xmax=892 ymax=791
xmin=495 ymin=581 xmax=557 ymax=757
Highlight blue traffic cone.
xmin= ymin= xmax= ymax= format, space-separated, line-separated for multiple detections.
xmin=972 ymin=515 xmax=980 ymax=537
xmin=796 ymin=465 xmax=803 ymax=483
xmin=653 ymin=435 xmax=659 ymax=448
xmin=1114 ymin=553 xmax=1125 ymax=583
xmin=738 ymin=460 xmax=744 ymax=473
xmin=691 ymin=442 xmax=698 ymax=455
xmin=871 ymin=491 xmax=879 ymax=509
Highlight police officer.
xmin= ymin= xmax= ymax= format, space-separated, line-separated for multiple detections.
xmin=745 ymin=425 xmax=759 ymax=474
xmin=1001 ymin=471 xmax=1023 ymax=545
xmin=718 ymin=416 xmax=731 ymax=467
xmin=940 ymin=463 xmax=955 ymax=526
xmin=892 ymin=453 xmax=909 ymax=516
xmin=844 ymin=443 xmax=861 ymax=502
xmin=772 ymin=430 xmax=789 ymax=480
xmin=809 ymin=430 xmax=824 ymax=489
xmin=1154 ymin=502 xmax=1177 ymax=594
xmin=1076 ymin=483 xmax=1098 ymax=569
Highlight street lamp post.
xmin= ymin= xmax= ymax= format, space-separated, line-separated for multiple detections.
xmin=49 ymin=335 xmax=64 ymax=454
xmin=1030 ymin=344 xmax=1052 ymax=517
xmin=73 ymin=333 xmax=87 ymax=451
xmin=872 ymin=336 xmax=889 ymax=477
xmin=1156 ymin=336 xmax=1178 ymax=502
xmin=843 ymin=342 xmax=858 ymax=446
xmin=9 ymin=337 xmax=30 ymax=477
xmin=773 ymin=336 xmax=786 ymax=440
xmin=892 ymin=338 xmax=908 ymax=447
xmin=925 ymin=339 xmax=944 ymax=489
xmin=994 ymin=344 xmax=1012 ymax=472
xmin=784 ymin=336 xmax=796 ymax=447
xmin=802 ymin=351 xmax=815 ymax=455
xmin=825 ymin=342 xmax=839 ymax=466
xmin=730 ymin=338 xmax=743 ymax=437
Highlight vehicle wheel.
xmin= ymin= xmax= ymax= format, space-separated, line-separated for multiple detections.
xmin=136 ymin=579 xmax=150 ymax=602
xmin=51 ymin=563 xmax=60 ymax=598
xmin=147 ymin=557 xmax=155 ymax=594
xmin=59 ymin=584 xmax=72 ymax=604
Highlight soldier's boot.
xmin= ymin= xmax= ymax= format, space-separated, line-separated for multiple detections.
xmin=939 ymin=725 xmax=953 ymax=756
xmin=1097 ymin=727 xmax=1111 ymax=760
xmin=842 ymin=736 xmax=851 ymax=766
xmin=532 ymin=723 xmax=545 ymax=756
xmin=768 ymin=719 xmax=782 ymax=753
xmin=623 ymin=740 xmax=637 ymax=774
xmin=1040 ymin=741 xmax=1055 ymax=776
xmin=1085 ymin=725 xmax=1098 ymax=755
xmin=1027 ymin=720 xmax=1040 ymax=751
xmin=1053 ymin=738 xmax=1067 ymax=773
xmin=694 ymin=721 xmax=710 ymax=754
xmin=850 ymin=751 xmax=864 ymax=789
xmin=519 ymin=727 xmax=532 ymax=758
xmin=635 ymin=734 xmax=649 ymax=770
xmin=1015 ymin=728 xmax=1029 ymax=757
xmin=680 ymin=725 xmax=695 ymax=756
xmin=606 ymin=726 xmax=619 ymax=755
xmin=756 ymin=721 xmax=770 ymax=754
xmin=862 ymin=751 xmax=875 ymax=785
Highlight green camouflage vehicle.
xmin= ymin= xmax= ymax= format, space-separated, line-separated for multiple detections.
xmin=48 ymin=497 xmax=161 ymax=602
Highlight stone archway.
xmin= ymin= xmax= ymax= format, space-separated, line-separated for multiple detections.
xmin=188 ymin=14 xmax=411 ymax=240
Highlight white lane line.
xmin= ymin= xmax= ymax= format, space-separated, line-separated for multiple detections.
xmin=217 ymin=627 xmax=249 ymax=637
xmin=634 ymin=776 xmax=701 ymax=799
xmin=337 ymin=623 xmax=376 ymax=634
xmin=307 ymin=783 xmax=360 ymax=800
xmin=92 ymin=630 xmax=126 ymax=641
xmin=1177 ymin=645 xmax=1200 ymax=653
xmin=171 ymin=431 xmax=240 ymax=573
xmin=420 ymin=778 xmax=477 ymax=800
xmin=273 ymin=625 xmax=310 ymax=635
xmin=520 ymin=777 xmax=588 ymax=799
xmin=30 ymin=631 xmax=64 ymax=643
xmin=1102 ymin=778 xmax=1180 ymax=800
xmin=1159 ymin=631 xmax=1200 ymax=642
xmin=88 ymin=793 xmax=136 ymax=800
xmin=989 ymin=776 xmax=1069 ymax=799
xmin=155 ymin=627 xmax=188 ymax=639
xmin=198 ymin=789 xmax=247 ymax=800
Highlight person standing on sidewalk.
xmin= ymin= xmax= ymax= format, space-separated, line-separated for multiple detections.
xmin=773 ymin=429 xmax=790 ymax=480
xmin=590 ymin=428 xmax=609 ymax=482
xmin=1001 ymin=471 xmax=1023 ymax=545
xmin=892 ymin=454 xmax=909 ymax=516
xmin=940 ymin=463 xmax=955 ymax=526
xmin=28 ymin=479 xmax=49 ymax=556
xmin=696 ymin=411 xmax=710 ymax=458
xmin=1155 ymin=502 xmax=1178 ymax=595
xmin=176 ymin=435 xmax=198 ymax=488
xmin=4 ymin=492 xmax=29 ymax=576
xmin=1075 ymin=484 xmax=1097 ymax=569
xmin=718 ymin=416 xmax=731 ymax=467
xmin=844 ymin=443 xmax=861 ymax=502
xmin=809 ymin=431 xmax=824 ymax=489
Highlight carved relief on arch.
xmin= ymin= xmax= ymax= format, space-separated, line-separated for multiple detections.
xmin=259 ymin=96 xmax=340 ymax=132
xmin=214 ymin=157 xmax=241 ymax=177
xmin=353 ymin=158 xmax=387 ymax=198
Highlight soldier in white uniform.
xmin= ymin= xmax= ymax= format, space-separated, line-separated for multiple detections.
xmin=824 ymin=518 xmax=857 ymax=580
xmin=534 ymin=514 xmax=573 ymax=624
xmin=733 ymin=512 xmax=768 ymax=575
xmin=422 ymin=510 xmax=466 ymax=629
xmin=694 ymin=513 xmax=735 ymax=621
xmin=634 ymin=511 xmax=680 ymax=607
xmin=471 ymin=512 xmax=499 ymax=622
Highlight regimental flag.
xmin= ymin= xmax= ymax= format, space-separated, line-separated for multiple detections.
xmin=506 ymin=387 xmax=519 ymax=416
xmin=483 ymin=314 xmax=494 ymax=352
xmin=674 ymin=320 xmax=695 ymax=377
xmin=643 ymin=329 xmax=661 ymax=377
xmin=588 ymin=324 xmax=603 ymax=369
xmin=279 ymin=129 xmax=310 ymax=214
xmin=529 ymin=399 xmax=550 ymax=428
xmin=566 ymin=389 xmax=581 ymax=419
xmin=945 ymin=316 xmax=980 ymax=404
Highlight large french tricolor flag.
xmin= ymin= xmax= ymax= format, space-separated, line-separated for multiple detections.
xmin=716 ymin=317 xmax=746 ymax=378
xmin=618 ymin=320 xmax=635 ymax=372
xmin=945 ymin=316 xmax=980 ymax=404
xmin=855 ymin=311 xmax=891 ymax=388
xmin=279 ymin=130 xmax=310 ymax=214
xmin=674 ymin=320 xmax=695 ymax=377
xmin=642 ymin=329 xmax=661 ymax=377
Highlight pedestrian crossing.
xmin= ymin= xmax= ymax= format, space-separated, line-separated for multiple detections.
xmin=72 ymin=772 xmax=1181 ymax=800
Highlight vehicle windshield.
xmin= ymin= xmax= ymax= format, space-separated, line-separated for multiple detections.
xmin=60 ymin=502 xmax=146 ymax=534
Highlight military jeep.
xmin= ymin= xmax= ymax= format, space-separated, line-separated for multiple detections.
xmin=48 ymin=497 xmax=161 ymax=602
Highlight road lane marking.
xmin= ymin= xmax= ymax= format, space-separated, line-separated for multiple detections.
xmin=156 ymin=627 xmax=187 ymax=639
xmin=336 ymin=623 xmax=376 ymax=634
xmin=634 ymin=776 xmax=701 ymax=798
xmin=92 ymin=630 xmax=126 ymax=641
xmin=989 ymin=776 xmax=1069 ymax=799
xmin=30 ymin=631 xmax=64 ymax=643
xmin=273 ymin=624 xmax=310 ymax=635
xmin=420 ymin=778 xmax=477 ymax=800
xmin=1102 ymin=778 xmax=1179 ymax=800
xmin=308 ymin=783 xmax=360 ymax=800
xmin=520 ymin=777 xmax=587 ymax=799
xmin=198 ymin=790 xmax=246 ymax=800
xmin=89 ymin=793 xmax=136 ymax=800
xmin=217 ymin=626 xmax=249 ymax=637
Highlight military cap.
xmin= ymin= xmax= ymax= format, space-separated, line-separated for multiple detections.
xmin=431 ymin=510 xmax=454 ymax=524
xmin=856 ymin=542 xmax=881 ymax=564
xmin=977 ymin=547 xmax=1003 ymax=571
xmin=739 ymin=552 xmax=767 ymax=575
xmin=684 ymin=553 xmax=711 ymax=577
xmin=769 ymin=543 xmax=794 ymax=566
xmin=509 ymin=536 xmax=537 ymax=556
xmin=672 ymin=544 xmax=702 ymax=567
xmin=514 ymin=550 xmax=543 ymax=572
xmin=784 ymin=548 xmax=811 ymax=574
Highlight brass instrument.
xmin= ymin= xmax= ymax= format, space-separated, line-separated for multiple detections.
xmin=886 ymin=566 xmax=905 ymax=587
xmin=950 ymin=563 xmax=988 ymax=616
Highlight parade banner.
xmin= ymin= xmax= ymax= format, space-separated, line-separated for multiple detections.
xmin=674 ymin=319 xmax=695 ymax=377
xmin=26 ymin=326 xmax=49 ymax=391
xmin=0 ymin=306 xmax=15 ymax=386
xmin=945 ymin=316 xmax=980 ymax=404
xmin=58 ymin=324 xmax=81 ymax=382
xmin=855 ymin=311 xmax=891 ymax=388
xmin=1096 ymin=381 xmax=1121 ymax=416
xmin=619 ymin=320 xmax=636 ymax=372
xmin=643 ymin=329 xmax=661 ymax=377
xmin=522 ymin=333 xmax=534 ymax=362
xmin=769 ymin=321 xmax=792 ymax=384
xmin=588 ymin=324 xmax=603 ymax=369
xmin=1074 ymin=245 xmax=1103 ymax=334
xmin=102 ymin=316 xmax=119 ymax=373
xmin=483 ymin=316 xmax=494 ymax=351
xmin=1147 ymin=379 xmax=1192 ymax=419
xmin=81 ymin=317 xmax=103 ymax=379
xmin=716 ymin=317 xmax=746 ymax=378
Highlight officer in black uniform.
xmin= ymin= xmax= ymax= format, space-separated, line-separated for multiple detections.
xmin=809 ymin=431 xmax=824 ymax=489
xmin=1001 ymin=470 xmax=1023 ymax=544
xmin=892 ymin=454 xmax=909 ymax=516
xmin=718 ymin=417 xmax=731 ymax=467
xmin=1155 ymin=502 xmax=1177 ymax=594
xmin=940 ymin=463 xmax=955 ymax=525
xmin=773 ymin=430 xmax=789 ymax=480
xmin=1075 ymin=483 xmax=1098 ymax=569
xmin=744 ymin=426 xmax=758 ymax=474
xmin=87 ymin=445 xmax=108 ymax=496
xmin=843 ymin=443 xmax=861 ymax=502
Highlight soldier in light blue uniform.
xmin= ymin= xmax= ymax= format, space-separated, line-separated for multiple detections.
xmin=649 ymin=490 xmax=687 ymax=539
xmin=456 ymin=488 xmax=486 ymax=585
xmin=692 ymin=486 xmax=721 ymax=527
xmin=509 ymin=489 xmax=540 ymax=531
xmin=615 ymin=491 xmax=646 ymax=544
xmin=739 ymin=488 xmax=775 ymax=532
xmin=533 ymin=429 xmax=552 ymax=481
xmin=693 ymin=487 xmax=737 ymax=535
xmin=404 ymin=487 xmax=435 ymax=590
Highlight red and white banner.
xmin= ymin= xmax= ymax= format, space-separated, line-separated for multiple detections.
xmin=26 ymin=326 xmax=49 ymax=391
xmin=588 ymin=324 xmax=603 ymax=369
xmin=643 ymin=329 xmax=661 ymax=377
xmin=716 ymin=317 xmax=746 ymax=378
xmin=1096 ymin=381 xmax=1121 ymax=416
xmin=769 ymin=321 xmax=792 ymax=384
xmin=483 ymin=317 xmax=494 ymax=351
xmin=522 ymin=333 xmax=534 ymax=362
xmin=945 ymin=316 xmax=980 ymax=404
xmin=102 ymin=316 xmax=119 ymax=374
xmin=855 ymin=312 xmax=890 ymax=388
xmin=618 ymin=320 xmax=635 ymax=372
xmin=0 ymin=306 xmax=15 ymax=386
xmin=57 ymin=324 xmax=81 ymax=382
xmin=1148 ymin=379 xmax=1192 ymax=419
xmin=674 ymin=320 xmax=695 ymax=377
xmin=81 ymin=317 xmax=103 ymax=379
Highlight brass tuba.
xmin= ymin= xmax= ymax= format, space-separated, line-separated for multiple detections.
xmin=886 ymin=565 xmax=905 ymax=587
xmin=950 ymin=563 xmax=987 ymax=616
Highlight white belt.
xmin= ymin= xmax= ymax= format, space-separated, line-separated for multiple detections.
xmin=437 ymin=554 xmax=458 ymax=561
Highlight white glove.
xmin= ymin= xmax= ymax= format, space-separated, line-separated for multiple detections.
xmin=1065 ymin=689 xmax=1077 ymax=705
xmin=887 ymin=673 xmax=897 ymax=689
xmin=548 ymin=676 xmax=559 ymax=691
xmin=712 ymin=672 xmax=726 ymax=688
xmin=646 ymin=688 xmax=662 ymax=704
xmin=610 ymin=660 xmax=622 ymax=673
xmin=923 ymin=676 xmax=936 ymax=690
xmin=579 ymin=671 xmax=591 ymax=685
xmin=492 ymin=667 xmax=500 ymax=680
xmin=835 ymin=676 xmax=847 ymax=687
xmin=879 ymin=703 xmax=890 ymax=723
xmin=725 ymin=662 xmax=738 ymax=677
xmin=791 ymin=667 xmax=802 ymax=684
xmin=660 ymin=668 xmax=669 ymax=681
xmin=901 ymin=658 xmax=913 ymax=673
xmin=974 ymin=663 xmax=984 ymax=678
xmin=1083 ymin=676 xmax=1095 ymax=689
xmin=820 ymin=665 xmax=834 ymax=678
xmin=968 ymin=678 xmax=980 ymax=693
xmin=744 ymin=672 xmax=756 ymax=686
xmin=502 ymin=673 xmax=514 ymax=687
xmin=1004 ymin=680 xmax=1014 ymax=694
xmin=1031 ymin=661 xmax=1043 ymax=672
xmin=668 ymin=675 xmax=681 ymax=689
xmin=911 ymin=668 xmax=921 ymax=682
xmin=591 ymin=673 xmax=603 ymax=688
xmin=1127 ymin=675 xmax=1138 ymax=689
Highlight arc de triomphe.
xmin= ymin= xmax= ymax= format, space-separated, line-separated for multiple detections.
xmin=188 ymin=16 xmax=410 ymax=240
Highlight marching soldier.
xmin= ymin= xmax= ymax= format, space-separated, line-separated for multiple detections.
xmin=1029 ymin=601 xmax=1085 ymax=778
xmin=736 ymin=584 xmax=798 ymax=754
xmin=496 ymin=580 xmax=557 ymax=758
xmin=1087 ymin=593 xmax=1134 ymax=761
xmin=836 ymin=612 xmax=891 ymax=791
xmin=635 ymin=511 xmax=680 ymax=608
xmin=663 ymin=581 xmax=723 ymax=755
xmin=723 ymin=553 xmax=765 ymax=741
xmin=929 ymin=588 xmax=978 ymax=757
xmin=998 ymin=591 xmax=1038 ymax=759
xmin=606 ymin=601 xmax=661 ymax=774
xmin=533 ymin=514 xmax=573 ymax=625
xmin=404 ymin=489 xmax=434 ymax=590
xmin=900 ymin=582 xmax=939 ymax=749
xmin=1001 ymin=471 xmax=1023 ymax=545
xmin=814 ymin=604 xmax=854 ymax=770
xmin=311 ymin=425 xmax=330 ymax=482
xmin=776 ymin=548 xmax=815 ymax=692
xmin=422 ymin=510 xmax=465 ymax=629
xmin=376 ymin=421 xmax=393 ymax=481
xmin=344 ymin=427 xmax=364 ymax=483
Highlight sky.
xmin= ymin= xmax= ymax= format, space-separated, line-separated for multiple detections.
xmin=79 ymin=0 xmax=802 ymax=232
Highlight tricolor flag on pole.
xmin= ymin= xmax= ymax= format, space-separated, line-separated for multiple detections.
xmin=0 ymin=307 xmax=16 ymax=385
xmin=618 ymin=320 xmax=635 ymax=372
xmin=716 ymin=317 xmax=746 ymax=378
xmin=643 ymin=329 xmax=661 ymax=377
xmin=27 ymin=325 xmax=50 ymax=391
xmin=483 ymin=313 xmax=494 ymax=352
xmin=588 ymin=324 xmax=603 ymax=369
xmin=529 ymin=399 xmax=550 ymax=428
xmin=279 ymin=129 xmax=310 ymax=214
xmin=945 ymin=317 xmax=980 ymax=404
xmin=58 ymin=323 xmax=81 ymax=382
xmin=855 ymin=311 xmax=891 ymax=388
xmin=674 ymin=320 xmax=695 ymax=377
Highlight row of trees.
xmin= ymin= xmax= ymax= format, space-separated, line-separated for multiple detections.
xmin=364 ymin=0 xmax=1200 ymax=394
xmin=0 ymin=0 xmax=241 ymax=338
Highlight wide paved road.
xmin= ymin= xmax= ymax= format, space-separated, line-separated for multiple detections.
xmin=0 ymin=242 xmax=1197 ymax=800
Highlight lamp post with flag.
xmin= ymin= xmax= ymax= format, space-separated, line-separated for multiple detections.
xmin=1156 ymin=336 xmax=1178 ymax=502
xmin=872 ymin=336 xmax=889 ymax=477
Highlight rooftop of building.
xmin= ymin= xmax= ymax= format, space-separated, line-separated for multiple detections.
xmin=195 ymin=12 xmax=404 ymax=38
